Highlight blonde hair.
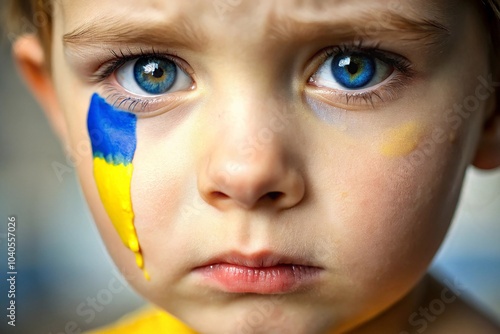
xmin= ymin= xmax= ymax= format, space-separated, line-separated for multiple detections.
xmin=3 ymin=0 xmax=52 ymax=66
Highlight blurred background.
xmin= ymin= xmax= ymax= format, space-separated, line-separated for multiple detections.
xmin=0 ymin=14 xmax=500 ymax=334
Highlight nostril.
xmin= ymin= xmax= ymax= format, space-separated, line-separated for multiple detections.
xmin=212 ymin=191 xmax=229 ymax=200
xmin=267 ymin=192 xmax=283 ymax=200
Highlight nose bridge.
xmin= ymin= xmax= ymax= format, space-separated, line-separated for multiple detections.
xmin=208 ymin=61 xmax=290 ymax=160
xmin=223 ymin=91 xmax=283 ymax=152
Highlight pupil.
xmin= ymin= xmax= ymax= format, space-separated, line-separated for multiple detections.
xmin=346 ymin=62 xmax=359 ymax=75
xmin=152 ymin=67 xmax=164 ymax=78
xmin=134 ymin=57 xmax=177 ymax=94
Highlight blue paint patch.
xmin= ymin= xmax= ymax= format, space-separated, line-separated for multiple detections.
xmin=87 ymin=93 xmax=138 ymax=165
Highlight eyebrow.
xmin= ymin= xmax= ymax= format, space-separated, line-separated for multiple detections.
xmin=265 ymin=10 xmax=451 ymax=47
xmin=63 ymin=9 xmax=451 ymax=53
xmin=63 ymin=15 xmax=208 ymax=51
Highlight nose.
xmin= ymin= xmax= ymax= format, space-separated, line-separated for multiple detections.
xmin=197 ymin=102 xmax=305 ymax=212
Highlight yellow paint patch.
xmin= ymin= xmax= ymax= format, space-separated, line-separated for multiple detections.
xmin=93 ymin=157 xmax=148 ymax=280
xmin=88 ymin=307 xmax=198 ymax=333
xmin=379 ymin=122 xmax=422 ymax=157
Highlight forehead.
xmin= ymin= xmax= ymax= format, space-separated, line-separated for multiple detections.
xmin=59 ymin=0 xmax=451 ymax=34
xmin=59 ymin=0 xmax=461 ymax=61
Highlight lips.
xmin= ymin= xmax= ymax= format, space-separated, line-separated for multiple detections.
xmin=193 ymin=251 xmax=323 ymax=294
xmin=197 ymin=250 xmax=318 ymax=268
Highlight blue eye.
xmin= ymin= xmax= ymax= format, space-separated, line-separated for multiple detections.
xmin=332 ymin=54 xmax=375 ymax=89
xmin=116 ymin=56 xmax=192 ymax=96
xmin=312 ymin=50 xmax=394 ymax=91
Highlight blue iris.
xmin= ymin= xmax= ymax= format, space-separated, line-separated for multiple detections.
xmin=331 ymin=54 xmax=375 ymax=89
xmin=134 ymin=57 xmax=177 ymax=95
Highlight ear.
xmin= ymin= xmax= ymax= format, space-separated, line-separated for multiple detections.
xmin=12 ymin=34 xmax=69 ymax=145
xmin=472 ymin=82 xmax=500 ymax=170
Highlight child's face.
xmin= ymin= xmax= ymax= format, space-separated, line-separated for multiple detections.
xmin=47 ymin=0 xmax=494 ymax=332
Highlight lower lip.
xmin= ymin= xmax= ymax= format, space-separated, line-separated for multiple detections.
xmin=194 ymin=264 xmax=322 ymax=294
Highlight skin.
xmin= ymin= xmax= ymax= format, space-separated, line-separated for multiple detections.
xmin=12 ymin=0 xmax=500 ymax=333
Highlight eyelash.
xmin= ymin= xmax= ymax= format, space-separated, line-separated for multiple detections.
xmin=92 ymin=43 xmax=414 ymax=113
xmin=308 ymin=42 xmax=414 ymax=107
xmin=92 ymin=47 xmax=173 ymax=81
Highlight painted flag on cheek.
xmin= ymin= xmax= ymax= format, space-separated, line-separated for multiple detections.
xmin=87 ymin=93 xmax=149 ymax=280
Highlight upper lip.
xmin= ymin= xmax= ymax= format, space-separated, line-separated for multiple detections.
xmin=196 ymin=250 xmax=321 ymax=269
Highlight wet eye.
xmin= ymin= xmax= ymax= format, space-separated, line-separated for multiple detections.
xmin=312 ymin=52 xmax=394 ymax=90
xmin=116 ymin=56 xmax=192 ymax=96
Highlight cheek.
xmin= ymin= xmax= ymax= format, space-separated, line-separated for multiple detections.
xmin=337 ymin=154 xmax=446 ymax=284
xmin=331 ymin=109 xmax=483 ymax=296
xmin=130 ymin=111 xmax=199 ymax=278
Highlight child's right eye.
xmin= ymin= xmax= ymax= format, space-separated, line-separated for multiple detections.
xmin=116 ymin=56 xmax=193 ymax=97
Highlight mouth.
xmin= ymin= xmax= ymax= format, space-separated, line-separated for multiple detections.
xmin=192 ymin=250 xmax=323 ymax=294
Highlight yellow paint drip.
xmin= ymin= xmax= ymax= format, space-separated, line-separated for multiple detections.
xmin=379 ymin=122 xmax=421 ymax=157
xmin=93 ymin=157 xmax=149 ymax=280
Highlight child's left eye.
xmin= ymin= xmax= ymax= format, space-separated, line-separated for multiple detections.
xmin=311 ymin=52 xmax=393 ymax=91
xmin=115 ymin=56 xmax=193 ymax=96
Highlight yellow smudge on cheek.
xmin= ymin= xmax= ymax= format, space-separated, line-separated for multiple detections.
xmin=379 ymin=122 xmax=423 ymax=157
xmin=93 ymin=158 xmax=150 ymax=280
